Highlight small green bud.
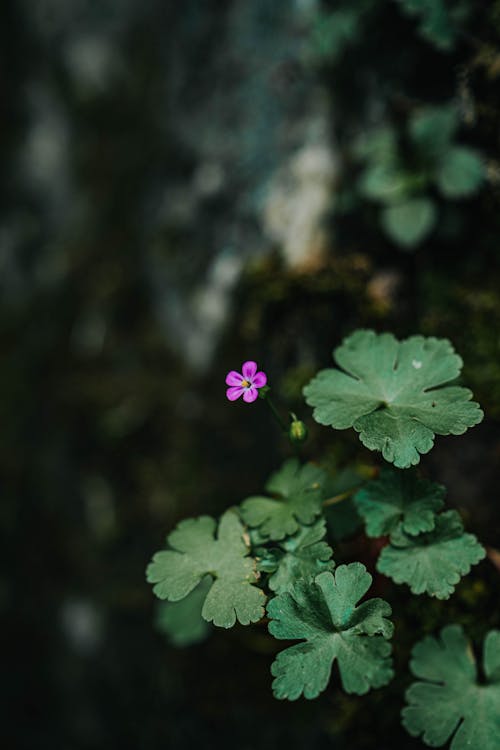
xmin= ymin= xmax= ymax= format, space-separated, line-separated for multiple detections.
xmin=289 ymin=419 xmax=308 ymax=443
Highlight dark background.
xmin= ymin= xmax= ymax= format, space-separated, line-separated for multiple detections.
xmin=1 ymin=1 xmax=499 ymax=748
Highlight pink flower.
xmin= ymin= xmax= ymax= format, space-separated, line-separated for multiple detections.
xmin=225 ymin=361 xmax=267 ymax=403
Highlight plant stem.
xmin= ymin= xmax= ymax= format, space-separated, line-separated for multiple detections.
xmin=265 ymin=396 xmax=288 ymax=432
xmin=322 ymin=487 xmax=361 ymax=507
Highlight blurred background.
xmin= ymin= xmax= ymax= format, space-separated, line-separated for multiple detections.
xmin=2 ymin=0 xmax=500 ymax=748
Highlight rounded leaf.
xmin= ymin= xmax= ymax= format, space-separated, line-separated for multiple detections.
xmin=381 ymin=198 xmax=437 ymax=248
xmin=436 ymin=147 xmax=484 ymax=198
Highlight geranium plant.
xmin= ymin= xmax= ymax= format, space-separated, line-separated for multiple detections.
xmin=146 ymin=330 xmax=499 ymax=749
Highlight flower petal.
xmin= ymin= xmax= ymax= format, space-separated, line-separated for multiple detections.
xmin=252 ymin=371 xmax=267 ymax=388
xmin=226 ymin=386 xmax=245 ymax=401
xmin=225 ymin=370 xmax=244 ymax=386
xmin=243 ymin=387 xmax=259 ymax=403
xmin=242 ymin=361 xmax=257 ymax=380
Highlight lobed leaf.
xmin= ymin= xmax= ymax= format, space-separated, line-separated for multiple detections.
xmin=240 ymin=459 xmax=326 ymax=541
xmin=268 ymin=563 xmax=394 ymax=700
xmin=354 ymin=467 xmax=445 ymax=537
xmin=402 ymin=625 xmax=500 ymax=749
xmin=377 ymin=510 xmax=485 ymax=599
xmin=146 ymin=510 xmax=266 ymax=628
xmin=303 ymin=330 xmax=483 ymax=468
xmin=257 ymin=519 xmax=334 ymax=594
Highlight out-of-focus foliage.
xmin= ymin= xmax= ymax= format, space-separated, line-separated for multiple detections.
xmin=396 ymin=0 xmax=471 ymax=51
xmin=355 ymin=105 xmax=484 ymax=247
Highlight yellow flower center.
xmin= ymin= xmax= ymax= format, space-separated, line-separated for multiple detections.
xmin=241 ymin=379 xmax=250 ymax=388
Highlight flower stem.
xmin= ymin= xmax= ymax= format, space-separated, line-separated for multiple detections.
xmin=265 ymin=396 xmax=288 ymax=433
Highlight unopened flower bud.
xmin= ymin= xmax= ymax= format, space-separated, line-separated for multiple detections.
xmin=289 ymin=419 xmax=308 ymax=443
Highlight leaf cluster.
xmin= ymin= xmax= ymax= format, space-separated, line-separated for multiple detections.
xmin=242 ymin=462 xmax=396 ymax=700
xmin=355 ymin=104 xmax=484 ymax=247
xmin=146 ymin=329 xmax=490 ymax=735
xmin=307 ymin=0 xmax=469 ymax=64
xmin=255 ymin=518 xmax=335 ymax=594
xmin=354 ymin=468 xmax=485 ymax=599
xmin=396 ymin=0 xmax=471 ymax=51
xmin=147 ymin=458 xmax=396 ymax=700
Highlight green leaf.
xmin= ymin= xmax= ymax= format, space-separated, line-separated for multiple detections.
xmin=248 ymin=526 xmax=270 ymax=548
xmin=258 ymin=519 xmax=334 ymax=594
xmin=146 ymin=510 xmax=266 ymax=628
xmin=354 ymin=468 xmax=445 ymax=537
xmin=381 ymin=198 xmax=437 ymax=247
xmin=240 ymin=459 xmax=326 ymax=541
xmin=402 ymin=625 xmax=500 ymax=749
xmin=307 ymin=9 xmax=362 ymax=64
xmin=354 ymin=126 xmax=398 ymax=162
xmin=436 ymin=146 xmax=484 ymax=198
xmin=303 ymin=330 xmax=483 ymax=468
xmin=268 ymin=564 xmax=394 ymax=700
xmin=155 ymin=576 xmax=212 ymax=647
xmin=359 ymin=164 xmax=411 ymax=204
xmin=409 ymin=105 xmax=459 ymax=158
xmin=396 ymin=0 xmax=470 ymax=51
xmin=377 ymin=510 xmax=485 ymax=599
